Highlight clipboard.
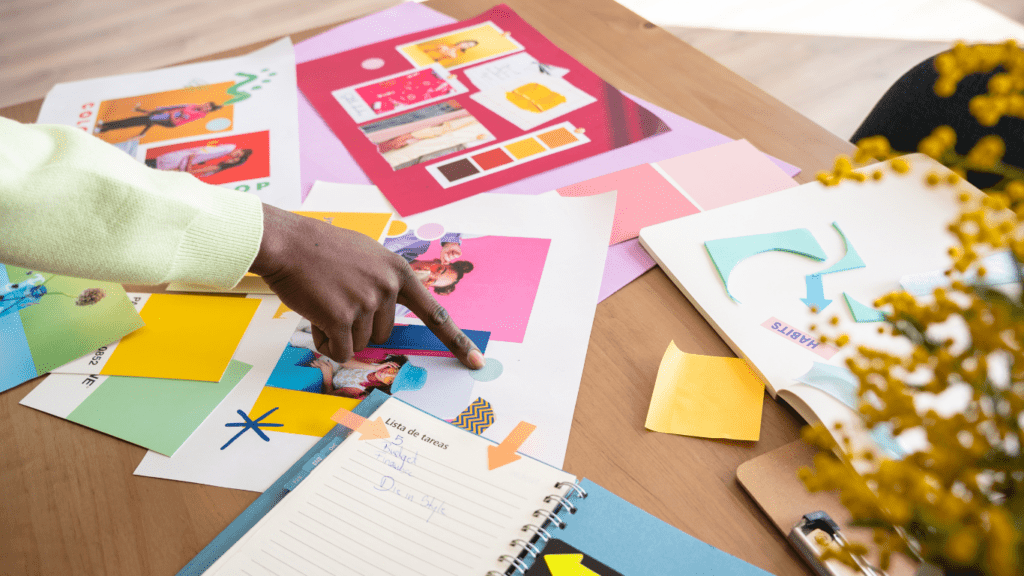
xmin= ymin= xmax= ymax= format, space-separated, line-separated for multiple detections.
xmin=737 ymin=441 xmax=918 ymax=576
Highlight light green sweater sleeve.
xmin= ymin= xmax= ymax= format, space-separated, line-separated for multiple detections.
xmin=0 ymin=117 xmax=264 ymax=289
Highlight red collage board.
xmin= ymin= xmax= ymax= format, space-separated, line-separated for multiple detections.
xmin=297 ymin=5 xmax=670 ymax=215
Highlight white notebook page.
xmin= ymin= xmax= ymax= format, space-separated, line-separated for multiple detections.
xmin=205 ymin=398 xmax=576 ymax=575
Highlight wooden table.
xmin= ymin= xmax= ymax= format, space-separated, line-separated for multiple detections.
xmin=0 ymin=0 xmax=855 ymax=574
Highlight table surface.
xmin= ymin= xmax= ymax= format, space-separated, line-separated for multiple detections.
xmin=0 ymin=0 xmax=855 ymax=574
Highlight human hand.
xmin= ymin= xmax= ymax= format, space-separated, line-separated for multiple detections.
xmin=250 ymin=205 xmax=485 ymax=369
xmin=439 ymin=242 xmax=462 ymax=264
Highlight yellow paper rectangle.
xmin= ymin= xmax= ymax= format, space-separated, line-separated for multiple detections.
xmin=294 ymin=211 xmax=393 ymax=243
xmin=645 ymin=341 xmax=765 ymax=441
xmin=101 ymin=294 xmax=259 ymax=382
xmin=248 ymin=386 xmax=360 ymax=437
xmin=242 ymin=212 xmax=393 ymax=278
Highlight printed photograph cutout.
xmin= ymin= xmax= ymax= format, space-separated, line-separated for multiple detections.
xmin=470 ymin=74 xmax=597 ymax=131
xmin=359 ymin=100 xmax=495 ymax=170
xmin=462 ymin=52 xmax=570 ymax=92
xmin=93 ymin=82 xmax=235 ymax=145
xmin=396 ymin=21 xmax=524 ymax=70
xmin=264 ymin=321 xmax=475 ymax=423
xmin=143 ymin=130 xmax=270 ymax=186
xmin=332 ymin=64 xmax=469 ymax=124
xmin=384 ymin=230 xmax=550 ymax=343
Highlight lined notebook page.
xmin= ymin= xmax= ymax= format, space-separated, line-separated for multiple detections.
xmin=205 ymin=398 xmax=575 ymax=576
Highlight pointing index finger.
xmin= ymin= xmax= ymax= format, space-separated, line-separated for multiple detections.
xmin=398 ymin=271 xmax=484 ymax=370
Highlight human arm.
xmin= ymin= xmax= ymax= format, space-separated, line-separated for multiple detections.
xmin=0 ymin=117 xmax=262 ymax=288
xmin=0 ymin=117 xmax=484 ymax=368
xmin=251 ymin=205 xmax=485 ymax=368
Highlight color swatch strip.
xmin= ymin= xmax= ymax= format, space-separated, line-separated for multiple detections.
xmin=426 ymin=122 xmax=590 ymax=188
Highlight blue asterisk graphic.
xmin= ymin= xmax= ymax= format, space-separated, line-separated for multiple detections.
xmin=220 ymin=407 xmax=283 ymax=450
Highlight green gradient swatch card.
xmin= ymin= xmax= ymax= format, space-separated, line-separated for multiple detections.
xmin=0 ymin=265 xmax=144 ymax=393
xmin=22 ymin=361 xmax=252 ymax=456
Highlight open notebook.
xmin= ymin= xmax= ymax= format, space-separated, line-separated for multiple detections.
xmin=639 ymin=154 xmax=982 ymax=456
xmin=181 ymin=392 xmax=771 ymax=575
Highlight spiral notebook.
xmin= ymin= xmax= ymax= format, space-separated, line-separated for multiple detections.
xmin=179 ymin=391 xmax=771 ymax=576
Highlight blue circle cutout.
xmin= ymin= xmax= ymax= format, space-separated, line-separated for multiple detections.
xmin=470 ymin=358 xmax=503 ymax=382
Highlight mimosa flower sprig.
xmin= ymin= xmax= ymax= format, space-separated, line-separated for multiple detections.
xmin=800 ymin=41 xmax=1024 ymax=576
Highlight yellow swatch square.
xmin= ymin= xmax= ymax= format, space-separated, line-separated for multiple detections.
xmin=505 ymin=138 xmax=546 ymax=160
xmin=294 ymin=211 xmax=393 ymax=243
xmin=645 ymin=341 xmax=765 ymax=441
xmin=537 ymin=127 xmax=577 ymax=149
xmin=249 ymin=386 xmax=360 ymax=437
xmin=101 ymin=294 xmax=259 ymax=382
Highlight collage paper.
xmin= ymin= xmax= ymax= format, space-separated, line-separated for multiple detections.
xmin=20 ymin=361 xmax=252 ymax=456
xmin=0 ymin=265 xmax=144 ymax=393
xmin=297 ymin=5 xmax=669 ymax=215
xmin=36 ymin=38 xmax=302 ymax=209
xmin=134 ymin=185 xmax=615 ymax=491
xmin=51 ymin=293 xmax=259 ymax=382
xmin=639 ymin=155 xmax=969 ymax=455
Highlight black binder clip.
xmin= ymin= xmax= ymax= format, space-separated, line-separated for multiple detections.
xmin=789 ymin=511 xmax=888 ymax=576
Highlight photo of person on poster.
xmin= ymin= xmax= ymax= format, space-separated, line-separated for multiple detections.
xmin=95 ymin=101 xmax=222 ymax=138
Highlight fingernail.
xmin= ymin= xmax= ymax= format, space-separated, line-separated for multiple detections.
xmin=469 ymin=349 xmax=485 ymax=370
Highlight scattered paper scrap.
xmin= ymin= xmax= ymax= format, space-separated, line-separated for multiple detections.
xmin=487 ymin=421 xmax=536 ymax=470
xmin=815 ymin=222 xmax=866 ymax=276
xmin=645 ymin=341 xmax=764 ymax=441
xmin=794 ymin=362 xmax=859 ymax=409
xmin=53 ymin=293 xmax=260 ymax=382
xmin=450 ymin=397 xmax=495 ymax=434
xmin=843 ymin=293 xmax=887 ymax=323
xmin=248 ymin=386 xmax=360 ymax=437
xmin=705 ymin=229 xmax=826 ymax=302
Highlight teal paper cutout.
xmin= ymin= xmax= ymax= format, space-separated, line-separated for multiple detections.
xmin=705 ymin=228 xmax=827 ymax=302
xmin=801 ymin=274 xmax=832 ymax=312
xmin=843 ymin=293 xmax=886 ymax=323
xmin=794 ymin=362 xmax=859 ymax=409
xmin=469 ymin=358 xmax=504 ymax=382
xmin=816 ymin=222 xmax=866 ymax=276
xmin=802 ymin=223 xmax=866 ymax=313
xmin=869 ymin=424 xmax=907 ymax=459
xmin=795 ymin=361 xmax=906 ymax=460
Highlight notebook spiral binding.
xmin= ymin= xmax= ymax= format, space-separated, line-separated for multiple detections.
xmin=487 ymin=480 xmax=589 ymax=576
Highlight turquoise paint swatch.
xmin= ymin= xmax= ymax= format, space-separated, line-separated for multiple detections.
xmin=705 ymin=228 xmax=826 ymax=302
xmin=843 ymin=293 xmax=886 ymax=323
xmin=67 ymin=360 xmax=251 ymax=456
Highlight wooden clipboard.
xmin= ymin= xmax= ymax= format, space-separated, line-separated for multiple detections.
xmin=737 ymin=441 xmax=917 ymax=576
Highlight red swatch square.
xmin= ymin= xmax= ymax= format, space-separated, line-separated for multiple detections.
xmin=472 ymin=148 xmax=515 ymax=170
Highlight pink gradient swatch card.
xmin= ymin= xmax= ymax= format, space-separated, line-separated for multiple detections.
xmin=297 ymin=5 xmax=670 ymax=216
xmin=556 ymin=139 xmax=797 ymax=246
xmin=655 ymin=139 xmax=800 ymax=211
xmin=557 ymin=163 xmax=700 ymax=245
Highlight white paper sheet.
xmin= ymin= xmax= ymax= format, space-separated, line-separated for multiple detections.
xmin=135 ymin=185 xmax=615 ymax=491
xmin=37 ymin=38 xmax=302 ymax=209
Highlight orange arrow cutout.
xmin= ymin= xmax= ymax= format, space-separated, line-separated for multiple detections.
xmin=330 ymin=408 xmax=390 ymax=441
xmin=487 ymin=421 xmax=536 ymax=470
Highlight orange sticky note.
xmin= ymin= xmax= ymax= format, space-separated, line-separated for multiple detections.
xmin=645 ymin=341 xmax=765 ymax=441
xmin=100 ymin=294 xmax=259 ymax=382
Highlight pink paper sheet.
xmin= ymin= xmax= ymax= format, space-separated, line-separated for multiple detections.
xmin=655 ymin=139 xmax=801 ymax=211
xmin=294 ymin=3 xmax=804 ymax=301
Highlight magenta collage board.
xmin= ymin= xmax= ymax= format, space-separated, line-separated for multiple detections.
xmin=297 ymin=4 xmax=671 ymax=215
